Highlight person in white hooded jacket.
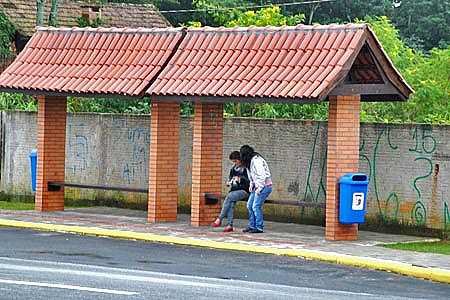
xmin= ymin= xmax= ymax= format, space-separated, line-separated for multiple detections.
xmin=240 ymin=145 xmax=273 ymax=233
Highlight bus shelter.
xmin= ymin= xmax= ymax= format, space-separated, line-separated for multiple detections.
xmin=0 ymin=24 xmax=413 ymax=240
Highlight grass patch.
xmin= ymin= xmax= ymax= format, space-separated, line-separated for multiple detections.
xmin=384 ymin=241 xmax=450 ymax=255
xmin=360 ymin=214 xmax=448 ymax=239
xmin=0 ymin=200 xmax=34 ymax=210
xmin=0 ymin=198 xmax=92 ymax=211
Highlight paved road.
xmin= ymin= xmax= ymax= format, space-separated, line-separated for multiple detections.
xmin=0 ymin=227 xmax=449 ymax=299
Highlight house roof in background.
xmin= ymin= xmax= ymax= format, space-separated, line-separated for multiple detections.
xmin=0 ymin=0 xmax=170 ymax=37
xmin=0 ymin=24 xmax=413 ymax=102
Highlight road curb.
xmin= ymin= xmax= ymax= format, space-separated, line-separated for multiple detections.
xmin=1 ymin=218 xmax=449 ymax=284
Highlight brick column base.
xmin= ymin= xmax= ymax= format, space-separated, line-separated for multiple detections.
xmin=191 ymin=102 xmax=223 ymax=226
xmin=35 ymin=96 xmax=67 ymax=212
xmin=148 ymin=100 xmax=180 ymax=223
xmin=326 ymin=95 xmax=360 ymax=241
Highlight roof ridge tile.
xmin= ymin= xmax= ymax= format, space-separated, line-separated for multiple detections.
xmin=36 ymin=26 xmax=183 ymax=34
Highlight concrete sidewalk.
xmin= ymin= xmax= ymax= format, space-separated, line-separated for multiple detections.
xmin=0 ymin=207 xmax=449 ymax=284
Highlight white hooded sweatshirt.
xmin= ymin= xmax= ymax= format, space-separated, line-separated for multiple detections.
xmin=247 ymin=155 xmax=272 ymax=192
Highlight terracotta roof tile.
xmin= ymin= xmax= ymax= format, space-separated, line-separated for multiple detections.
xmin=0 ymin=27 xmax=183 ymax=96
xmin=0 ymin=23 xmax=414 ymax=101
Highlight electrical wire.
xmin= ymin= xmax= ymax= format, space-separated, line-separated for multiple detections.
xmin=158 ymin=0 xmax=336 ymax=14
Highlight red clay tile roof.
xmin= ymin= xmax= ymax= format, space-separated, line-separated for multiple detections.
xmin=0 ymin=0 xmax=170 ymax=37
xmin=0 ymin=24 xmax=413 ymax=102
xmin=0 ymin=27 xmax=182 ymax=96
xmin=148 ymin=24 xmax=412 ymax=101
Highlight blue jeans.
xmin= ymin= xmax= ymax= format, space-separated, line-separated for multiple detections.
xmin=246 ymin=186 xmax=272 ymax=231
xmin=219 ymin=190 xmax=248 ymax=226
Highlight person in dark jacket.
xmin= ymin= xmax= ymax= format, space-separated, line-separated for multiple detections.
xmin=211 ymin=151 xmax=250 ymax=232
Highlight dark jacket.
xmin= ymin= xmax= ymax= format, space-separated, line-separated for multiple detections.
xmin=228 ymin=165 xmax=250 ymax=193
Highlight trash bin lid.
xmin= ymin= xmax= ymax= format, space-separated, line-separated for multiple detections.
xmin=339 ymin=173 xmax=368 ymax=184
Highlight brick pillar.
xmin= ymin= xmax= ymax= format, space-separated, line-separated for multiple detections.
xmin=326 ymin=95 xmax=360 ymax=241
xmin=191 ymin=102 xmax=223 ymax=226
xmin=148 ymin=100 xmax=180 ymax=223
xmin=35 ymin=96 xmax=67 ymax=212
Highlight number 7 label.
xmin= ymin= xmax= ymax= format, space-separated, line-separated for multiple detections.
xmin=352 ymin=193 xmax=365 ymax=210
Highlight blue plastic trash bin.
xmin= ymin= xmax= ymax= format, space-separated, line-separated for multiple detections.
xmin=29 ymin=149 xmax=37 ymax=192
xmin=339 ymin=173 xmax=369 ymax=224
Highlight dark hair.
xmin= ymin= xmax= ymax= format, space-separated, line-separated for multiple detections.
xmin=239 ymin=145 xmax=256 ymax=168
xmin=229 ymin=151 xmax=241 ymax=160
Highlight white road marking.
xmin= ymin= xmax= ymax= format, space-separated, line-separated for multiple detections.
xmin=33 ymin=232 xmax=61 ymax=237
xmin=0 ymin=278 xmax=138 ymax=295
xmin=0 ymin=257 xmax=378 ymax=297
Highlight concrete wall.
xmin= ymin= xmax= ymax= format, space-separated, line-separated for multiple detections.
xmin=1 ymin=111 xmax=449 ymax=230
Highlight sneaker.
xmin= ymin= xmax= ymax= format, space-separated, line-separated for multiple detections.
xmin=211 ymin=218 xmax=221 ymax=228
xmin=223 ymin=225 xmax=233 ymax=232
xmin=242 ymin=227 xmax=254 ymax=233
xmin=249 ymin=228 xmax=264 ymax=234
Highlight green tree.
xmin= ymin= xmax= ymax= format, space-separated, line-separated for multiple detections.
xmin=2 ymin=3 xmax=448 ymax=124
xmin=226 ymin=5 xmax=304 ymax=27
xmin=312 ymin=0 xmax=450 ymax=51
xmin=390 ymin=0 xmax=450 ymax=51
xmin=101 ymin=0 xmax=450 ymax=50
xmin=361 ymin=16 xmax=449 ymax=124
xmin=49 ymin=0 xmax=59 ymax=26
xmin=0 ymin=93 xmax=36 ymax=112
xmin=0 ymin=12 xmax=15 ymax=57
xmin=36 ymin=0 xmax=45 ymax=26
xmin=192 ymin=0 xmax=252 ymax=26
xmin=361 ymin=16 xmax=421 ymax=73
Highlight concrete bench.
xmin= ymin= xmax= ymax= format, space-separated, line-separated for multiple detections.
xmin=205 ymin=193 xmax=325 ymax=208
xmin=48 ymin=182 xmax=325 ymax=210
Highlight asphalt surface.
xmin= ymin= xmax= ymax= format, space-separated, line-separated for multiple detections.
xmin=0 ymin=227 xmax=449 ymax=299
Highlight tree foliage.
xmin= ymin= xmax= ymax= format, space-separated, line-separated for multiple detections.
xmin=0 ymin=2 xmax=448 ymax=124
xmin=95 ymin=0 xmax=450 ymax=51
xmin=390 ymin=0 xmax=450 ymax=51
xmin=85 ymin=1 xmax=450 ymax=51
xmin=36 ymin=0 xmax=45 ymax=26
xmin=0 ymin=93 xmax=35 ymax=111
xmin=309 ymin=0 xmax=450 ymax=51
xmin=190 ymin=10 xmax=450 ymax=124
xmin=225 ymin=6 xmax=304 ymax=27
xmin=360 ymin=16 xmax=449 ymax=124
xmin=49 ymin=0 xmax=59 ymax=27
xmin=0 ymin=11 xmax=15 ymax=57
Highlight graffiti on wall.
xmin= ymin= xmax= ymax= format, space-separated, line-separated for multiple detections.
xmin=298 ymin=123 xmax=446 ymax=228
xmin=67 ymin=123 xmax=89 ymax=176
xmin=300 ymin=123 xmax=327 ymax=216
xmin=122 ymin=127 xmax=150 ymax=184
xmin=444 ymin=202 xmax=450 ymax=230
xmin=303 ymin=124 xmax=327 ymax=200
xmin=358 ymin=125 xmax=444 ymax=227
xmin=360 ymin=127 xmax=398 ymax=220
xmin=409 ymin=127 xmax=437 ymax=225
xmin=66 ymin=118 xmax=151 ymax=186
